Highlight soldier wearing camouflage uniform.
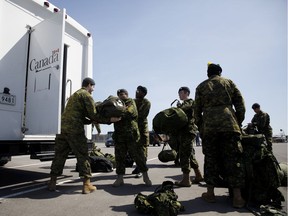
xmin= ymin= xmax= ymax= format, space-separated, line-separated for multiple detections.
xmin=48 ymin=78 xmax=120 ymax=194
xmin=174 ymin=87 xmax=204 ymax=187
xmin=251 ymin=103 xmax=273 ymax=151
xmin=132 ymin=86 xmax=151 ymax=178
xmin=112 ymin=89 xmax=152 ymax=187
xmin=194 ymin=63 xmax=246 ymax=208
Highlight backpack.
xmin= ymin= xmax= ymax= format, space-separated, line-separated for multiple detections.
xmin=241 ymin=134 xmax=285 ymax=208
xmin=89 ymin=145 xmax=116 ymax=168
xmin=95 ymin=95 xmax=126 ymax=118
xmin=89 ymin=156 xmax=113 ymax=173
xmin=153 ymin=107 xmax=188 ymax=135
xmin=134 ymin=181 xmax=185 ymax=216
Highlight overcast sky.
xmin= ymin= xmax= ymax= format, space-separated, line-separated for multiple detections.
xmin=49 ymin=0 xmax=287 ymax=136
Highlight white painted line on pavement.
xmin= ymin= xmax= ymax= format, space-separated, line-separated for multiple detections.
xmin=0 ymin=157 xmax=159 ymax=201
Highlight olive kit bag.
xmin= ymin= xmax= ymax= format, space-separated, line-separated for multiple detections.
xmin=153 ymin=107 xmax=188 ymax=135
xmin=134 ymin=181 xmax=185 ymax=216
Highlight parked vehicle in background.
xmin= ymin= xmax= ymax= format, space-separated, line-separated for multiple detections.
xmin=105 ymin=131 xmax=114 ymax=147
xmin=273 ymin=136 xmax=288 ymax=143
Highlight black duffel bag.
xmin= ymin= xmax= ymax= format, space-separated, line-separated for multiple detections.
xmin=89 ymin=156 xmax=113 ymax=173
xmin=95 ymin=95 xmax=126 ymax=118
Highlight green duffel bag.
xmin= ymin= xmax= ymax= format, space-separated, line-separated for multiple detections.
xmin=153 ymin=107 xmax=188 ymax=135
xmin=95 ymin=95 xmax=126 ymax=118
xmin=158 ymin=144 xmax=177 ymax=163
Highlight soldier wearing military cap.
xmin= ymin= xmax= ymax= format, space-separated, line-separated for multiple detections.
xmin=48 ymin=77 xmax=121 ymax=194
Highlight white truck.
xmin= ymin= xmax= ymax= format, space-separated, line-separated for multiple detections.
xmin=0 ymin=0 xmax=94 ymax=165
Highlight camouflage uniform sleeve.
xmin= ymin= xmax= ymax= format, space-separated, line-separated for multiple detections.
xmin=138 ymin=99 xmax=151 ymax=121
xmin=194 ymin=87 xmax=203 ymax=133
xmin=230 ymin=81 xmax=246 ymax=125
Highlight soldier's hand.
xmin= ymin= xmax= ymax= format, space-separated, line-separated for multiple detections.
xmin=110 ymin=117 xmax=121 ymax=123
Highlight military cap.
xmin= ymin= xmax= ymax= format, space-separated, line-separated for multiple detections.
xmin=82 ymin=77 xmax=95 ymax=87
xmin=137 ymin=85 xmax=148 ymax=95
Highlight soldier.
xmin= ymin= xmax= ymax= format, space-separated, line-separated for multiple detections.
xmin=174 ymin=87 xmax=203 ymax=187
xmin=194 ymin=63 xmax=246 ymax=208
xmin=112 ymin=89 xmax=152 ymax=187
xmin=132 ymin=85 xmax=151 ymax=178
xmin=48 ymin=77 xmax=121 ymax=194
xmin=251 ymin=103 xmax=273 ymax=151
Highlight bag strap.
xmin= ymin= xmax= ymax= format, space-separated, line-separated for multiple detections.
xmin=161 ymin=142 xmax=172 ymax=151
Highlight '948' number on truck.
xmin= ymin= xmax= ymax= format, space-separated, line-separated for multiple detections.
xmin=0 ymin=93 xmax=16 ymax=105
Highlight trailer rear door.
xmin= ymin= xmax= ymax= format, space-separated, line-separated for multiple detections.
xmin=25 ymin=10 xmax=66 ymax=135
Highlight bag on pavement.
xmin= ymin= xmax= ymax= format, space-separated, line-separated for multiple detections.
xmin=89 ymin=145 xmax=116 ymax=168
xmin=134 ymin=181 xmax=185 ymax=216
xmin=89 ymin=156 xmax=113 ymax=173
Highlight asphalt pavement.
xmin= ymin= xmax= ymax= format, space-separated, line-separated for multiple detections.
xmin=0 ymin=142 xmax=287 ymax=216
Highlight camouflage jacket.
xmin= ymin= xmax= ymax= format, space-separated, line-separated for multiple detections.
xmin=251 ymin=110 xmax=273 ymax=135
xmin=134 ymin=98 xmax=151 ymax=134
xmin=177 ymin=98 xmax=198 ymax=135
xmin=194 ymin=75 xmax=245 ymax=134
xmin=113 ymin=97 xmax=140 ymax=142
xmin=61 ymin=88 xmax=110 ymax=134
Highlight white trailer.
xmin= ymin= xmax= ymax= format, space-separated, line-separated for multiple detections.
xmin=0 ymin=0 xmax=93 ymax=165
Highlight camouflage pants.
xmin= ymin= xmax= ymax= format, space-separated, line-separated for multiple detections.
xmin=202 ymin=132 xmax=245 ymax=188
xmin=139 ymin=130 xmax=149 ymax=159
xmin=114 ymin=139 xmax=148 ymax=175
xmin=50 ymin=133 xmax=92 ymax=178
xmin=178 ymin=133 xmax=199 ymax=173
